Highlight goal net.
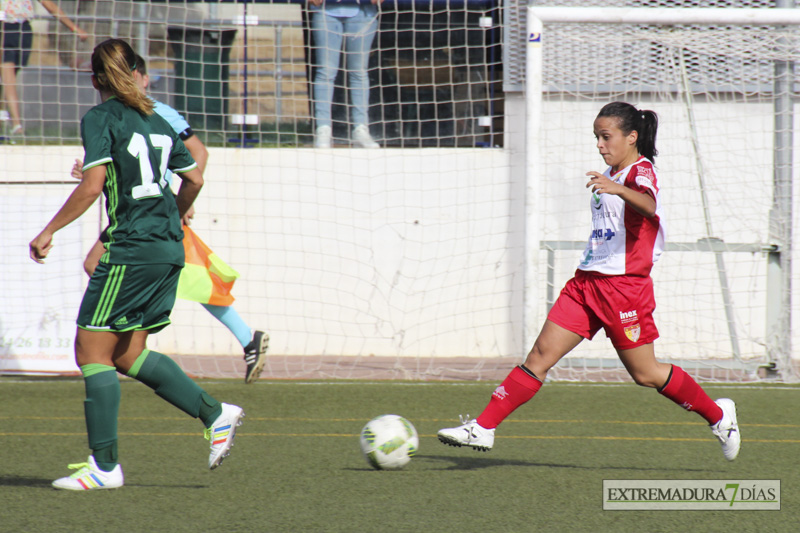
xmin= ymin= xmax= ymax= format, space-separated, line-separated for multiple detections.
xmin=1 ymin=0 xmax=514 ymax=381
xmin=521 ymin=3 xmax=800 ymax=382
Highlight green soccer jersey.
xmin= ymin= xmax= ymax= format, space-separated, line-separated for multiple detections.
xmin=81 ymin=97 xmax=197 ymax=266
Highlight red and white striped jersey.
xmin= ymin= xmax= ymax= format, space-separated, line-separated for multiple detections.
xmin=577 ymin=157 xmax=665 ymax=276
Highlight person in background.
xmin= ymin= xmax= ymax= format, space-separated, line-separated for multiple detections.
xmin=437 ymin=102 xmax=741 ymax=462
xmin=0 ymin=0 xmax=88 ymax=136
xmin=308 ymin=0 xmax=382 ymax=149
xmin=30 ymin=39 xmax=243 ymax=491
xmin=77 ymin=54 xmax=270 ymax=384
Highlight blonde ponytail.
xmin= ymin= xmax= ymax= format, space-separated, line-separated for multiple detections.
xmin=91 ymin=39 xmax=154 ymax=115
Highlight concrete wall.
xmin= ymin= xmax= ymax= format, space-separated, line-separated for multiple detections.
xmin=2 ymin=99 xmax=798 ymax=376
xmin=1 ymin=146 xmax=521 ymax=373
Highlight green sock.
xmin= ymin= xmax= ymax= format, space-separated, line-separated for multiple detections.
xmin=127 ymin=349 xmax=222 ymax=427
xmin=81 ymin=364 xmax=120 ymax=472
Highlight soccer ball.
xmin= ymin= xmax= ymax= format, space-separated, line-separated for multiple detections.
xmin=359 ymin=414 xmax=419 ymax=470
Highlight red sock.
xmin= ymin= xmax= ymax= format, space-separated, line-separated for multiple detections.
xmin=658 ymin=365 xmax=722 ymax=425
xmin=476 ymin=366 xmax=542 ymax=429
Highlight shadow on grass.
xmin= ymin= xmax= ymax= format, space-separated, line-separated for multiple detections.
xmin=0 ymin=475 xmax=53 ymax=488
xmin=124 ymin=483 xmax=210 ymax=489
xmin=417 ymin=454 xmax=715 ymax=473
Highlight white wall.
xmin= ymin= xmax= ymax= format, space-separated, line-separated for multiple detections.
xmin=3 ymin=99 xmax=798 ymax=376
xmin=2 ymin=146 xmax=522 ymax=373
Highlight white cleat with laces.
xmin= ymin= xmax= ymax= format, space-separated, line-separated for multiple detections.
xmin=710 ymin=398 xmax=740 ymax=461
xmin=52 ymin=456 xmax=124 ymax=491
xmin=438 ymin=416 xmax=495 ymax=451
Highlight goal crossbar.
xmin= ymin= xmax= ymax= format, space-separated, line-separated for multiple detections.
xmin=528 ymin=7 xmax=800 ymax=26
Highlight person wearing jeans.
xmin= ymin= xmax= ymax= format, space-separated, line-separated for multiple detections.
xmin=309 ymin=0 xmax=381 ymax=148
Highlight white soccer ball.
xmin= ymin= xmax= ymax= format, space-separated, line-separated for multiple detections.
xmin=359 ymin=414 xmax=419 ymax=470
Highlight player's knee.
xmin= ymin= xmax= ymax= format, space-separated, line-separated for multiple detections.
xmin=524 ymin=345 xmax=554 ymax=377
xmin=629 ymin=370 xmax=661 ymax=388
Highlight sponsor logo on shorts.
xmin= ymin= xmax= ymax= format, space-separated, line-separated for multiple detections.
xmin=620 ymin=310 xmax=640 ymax=341
xmin=624 ymin=324 xmax=641 ymax=342
xmin=115 ymin=316 xmax=128 ymax=326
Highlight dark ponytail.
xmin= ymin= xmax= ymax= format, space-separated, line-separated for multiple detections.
xmin=596 ymin=102 xmax=659 ymax=163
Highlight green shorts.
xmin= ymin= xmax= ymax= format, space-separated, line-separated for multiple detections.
xmin=77 ymin=263 xmax=182 ymax=333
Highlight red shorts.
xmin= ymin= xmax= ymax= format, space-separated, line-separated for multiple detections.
xmin=547 ymin=270 xmax=658 ymax=350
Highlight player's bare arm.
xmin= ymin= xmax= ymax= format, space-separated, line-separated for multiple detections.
xmin=179 ymin=137 xmax=206 ymax=225
xmin=586 ymin=171 xmax=656 ymax=218
xmin=182 ymin=136 xmax=209 ymax=175
xmin=174 ymin=167 xmax=203 ymax=218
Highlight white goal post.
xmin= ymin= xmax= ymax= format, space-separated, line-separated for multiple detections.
xmin=524 ymin=6 xmax=798 ymax=381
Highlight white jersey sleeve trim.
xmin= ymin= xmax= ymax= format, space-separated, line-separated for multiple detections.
xmin=171 ymin=162 xmax=198 ymax=174
xmin=82 ymin=157 xmax=113 ymax=171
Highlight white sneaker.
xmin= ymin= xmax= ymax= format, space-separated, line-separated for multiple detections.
xmin=205 ymin=403 xmax=245 ymax=469
xmin=352 ymin=124 xmax=379 ymax=148
xmin=315 ymin=125 xmax=332 ymax=148
xmin=438 ymin=416 xmax=494 ymax=451
xmin=52 ymin=456 xmax=124 ymax=491
xmin=710 ymin=398 xmax=740 ymax=461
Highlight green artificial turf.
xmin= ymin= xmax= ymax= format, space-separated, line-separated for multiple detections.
xmin=1 ymin=379 xmax=798 ymax=532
